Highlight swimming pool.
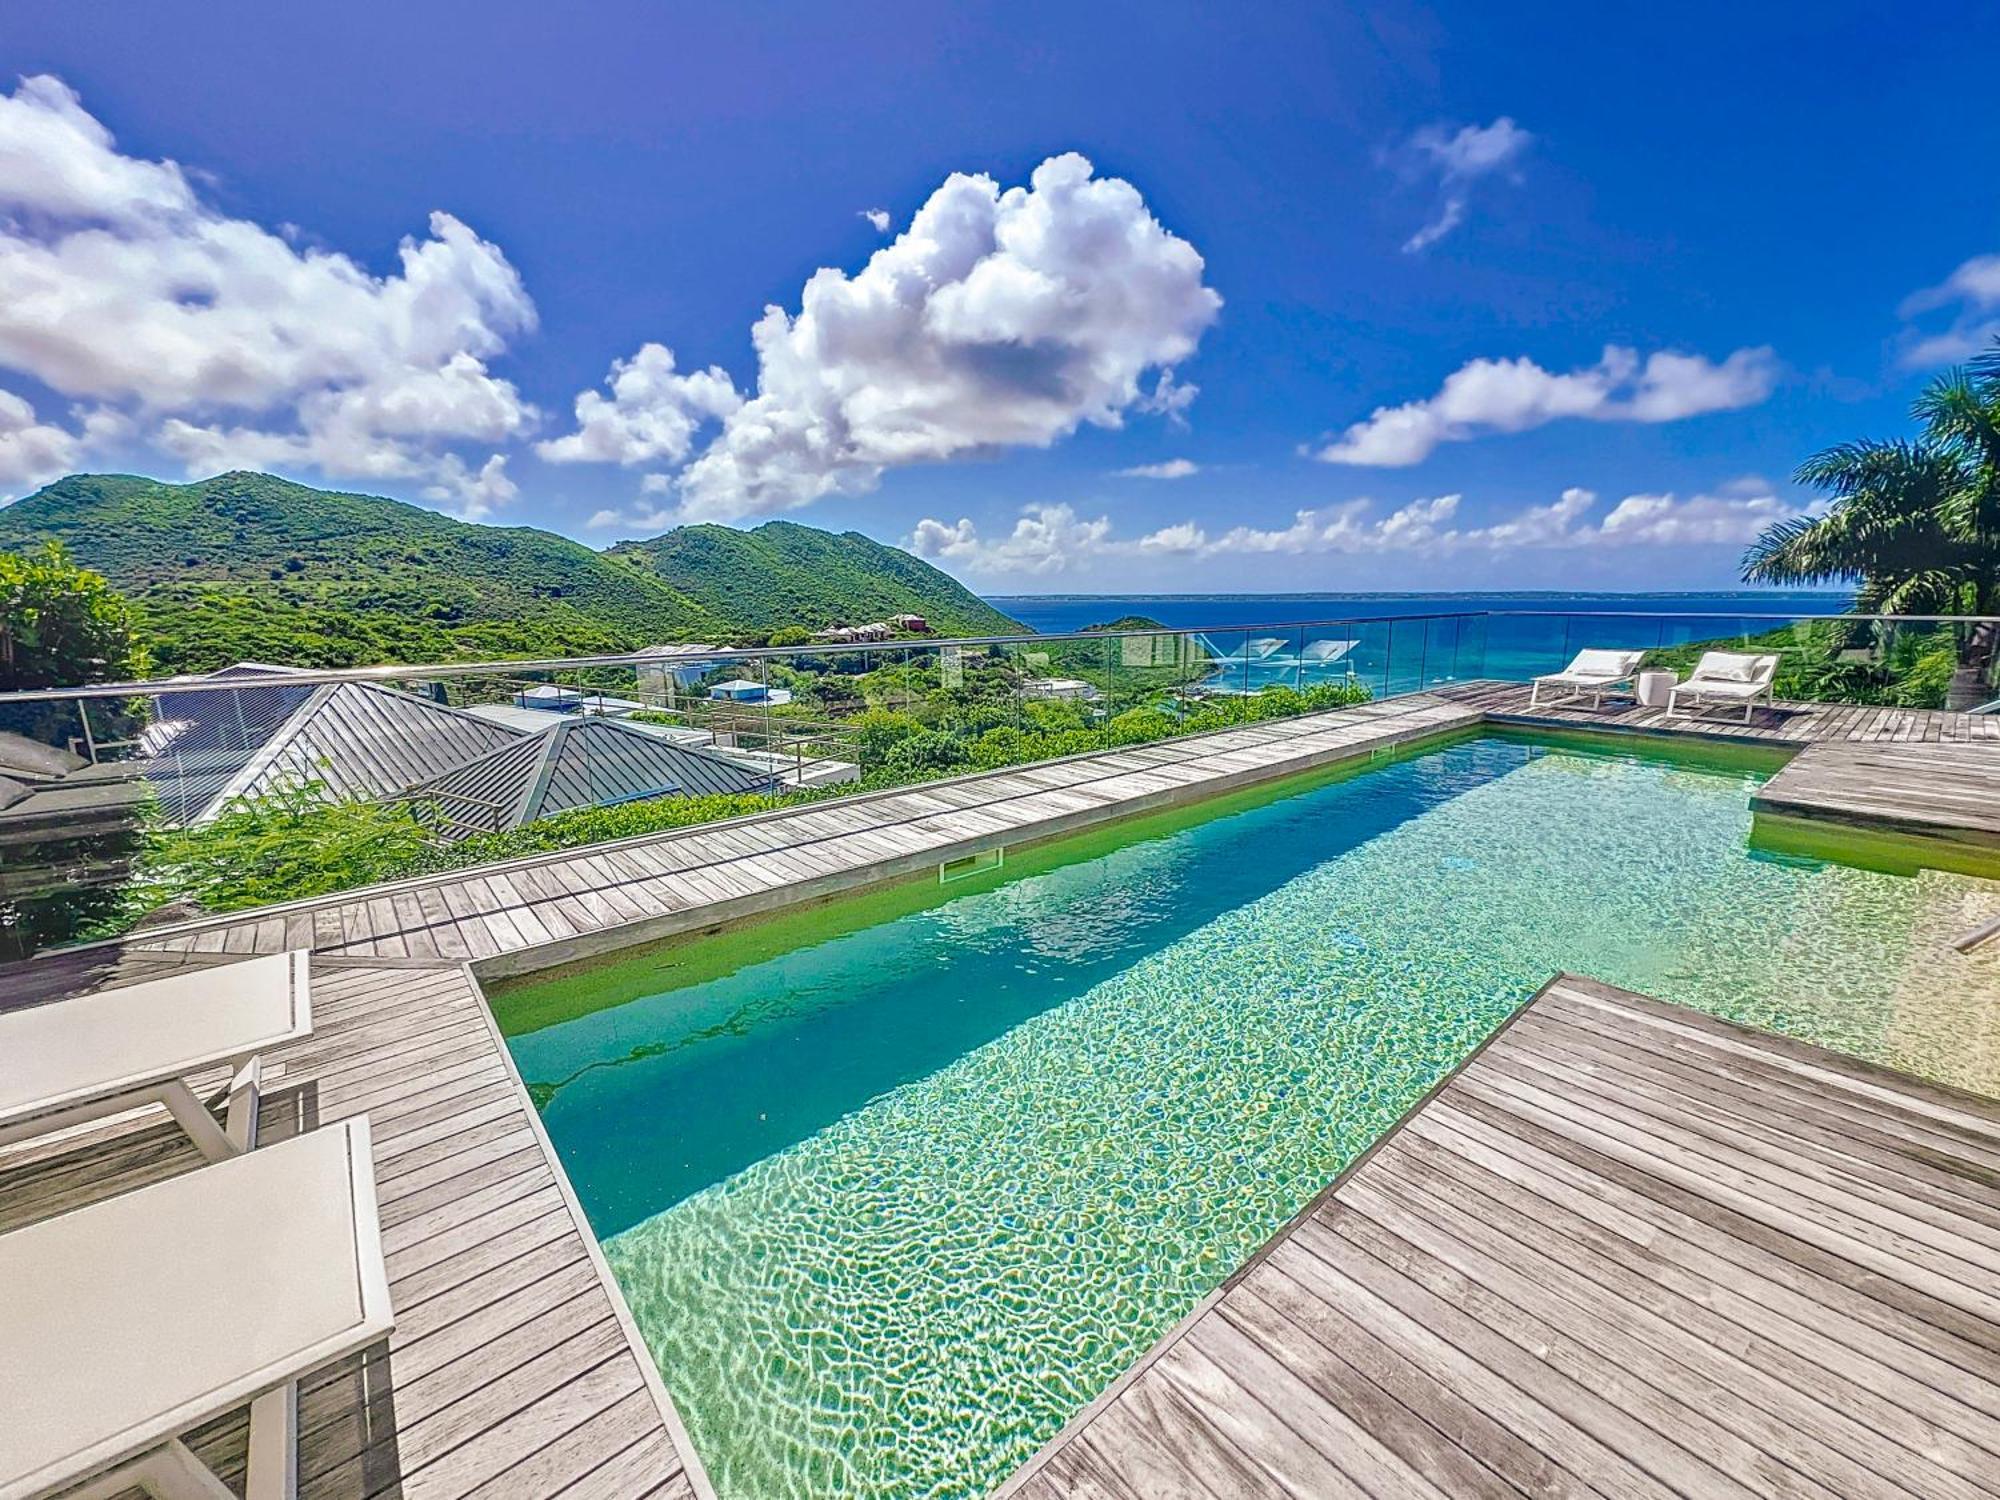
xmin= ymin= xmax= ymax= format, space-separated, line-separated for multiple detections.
xmin=496 ymin=730 xmax=2000 ymax=1500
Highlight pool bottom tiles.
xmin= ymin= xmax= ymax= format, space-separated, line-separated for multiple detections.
xmin=495 ymin=731 xmax=2000 ymax=1500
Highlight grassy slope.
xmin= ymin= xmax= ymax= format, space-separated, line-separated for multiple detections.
xmin=607 ymin=519 xmax=1021 ymax=636
xmin=0 ymin=473 xmax=1021 ymax=670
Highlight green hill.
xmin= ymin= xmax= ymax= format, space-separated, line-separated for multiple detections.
xmin=606 ymin=520 xmax=1018 ymax=638
xmin=0 ymin=472 xmax=1021 ymax=671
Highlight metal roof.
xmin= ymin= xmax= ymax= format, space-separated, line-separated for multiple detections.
xmin=145 ymin=672 xmax=524 ymax=824
xmin=403 ymin=716 xmax=780 ymax=838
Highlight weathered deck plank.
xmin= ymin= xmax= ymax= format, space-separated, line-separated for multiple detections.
xmin=994 ymin=974 xmax=2000 ymax=1500
xmin=1754 ymin=738 xmax=2000 ymax=845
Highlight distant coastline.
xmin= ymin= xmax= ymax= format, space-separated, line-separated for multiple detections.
xmin=987 ymin=589 xmax=1856 ymax=635
xmin=985 ymin=589 xmax=1854 ymax=602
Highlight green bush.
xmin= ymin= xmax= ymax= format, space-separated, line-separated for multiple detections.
xmin=852 ymin=708 xmax=925 ymax=765
xmin=1021 ymin=698 xmax=1090 ymax=732
xmin=969 ymin=726 xmax=1030 ymax=769
xmin=111 ymin=779 xmax=434 ymax=920
xmin=1888 ymin=635 xmax=1956 ymax=708
xmin=880 ymin=729 xmax=972 ymax=778
xmin=1106 ymin=706 xmax=1180 ymax=743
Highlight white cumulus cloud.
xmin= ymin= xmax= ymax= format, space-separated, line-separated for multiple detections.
xmin=911 ymin=482 xmax=1807 ymax=576
xmin=0 ymin=75 xmax=538 ymax=511
xmin=668 ymin=152 xmax=1221 ymax=520
xmin=1396 ymin=117 xmax=1533 ymax=254
xmin=1115 ymin=458 xmax=1200 ymax=479
xmin=423 ymin=453 xmax=518 ymax=522
xmin=1312 ymin=345 xmax=1780 ymax=467
xmin=536 ymin=343 xmax=741 ymax=466
xmin=1596 ymin=480 xmax=1797 ymax=545
xmin=909 ymin=503 xmax=1122 ymax=574
xmin=861 ymin=208 xmax=891 ymax=233
xmin=0 ymin=391 xmax=81 ymax=494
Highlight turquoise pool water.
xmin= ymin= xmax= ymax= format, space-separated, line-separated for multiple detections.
xmin=500 ymin=732 xmax=2000 ymax=1500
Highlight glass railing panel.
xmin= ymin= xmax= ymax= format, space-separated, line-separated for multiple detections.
xmin=1298 ymin=620 xmax=1364 ymax=694
xmin=5 ymin=610 xmax=1997 ymax=960
xmin=1338 ymin=618 xmax=1392 ymax=698
xmin=1480 ymin=612 xmax=1571 ymax=681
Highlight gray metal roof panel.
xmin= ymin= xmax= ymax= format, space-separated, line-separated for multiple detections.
xmin=403 ymin=717 xmax=779 ymax=838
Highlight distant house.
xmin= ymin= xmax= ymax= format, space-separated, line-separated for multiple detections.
xmin=511 ymin=684 xmax=646 ymax=716
xmin=887 ymin=613 xmax=930 ymax=632
xmin=707 ymin=679 xmax=793 ymax=705
xmin=1019 ymin=678 xmax=1098 ymax=702
xmin=399 ymin=717 xmax=780 ymax=840
xmin=811 ymin=622 xmax=894 ymax=644
xmin=634 ymin=643 xmax=730 ymax=702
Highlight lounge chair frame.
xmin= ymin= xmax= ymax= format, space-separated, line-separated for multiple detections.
xmin=1528 ymin=650 xmax=1645 ymax=710
xmin=1667 ymin=653 xmax=1780 ymax=725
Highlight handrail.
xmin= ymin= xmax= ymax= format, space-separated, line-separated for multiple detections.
xmin=1 ymin=606 xmax=1988 ymax=705
xmin=0 ymin=613 xmax=1486 ymax=702
xmin=1952 ymin=913 xmax=2000 ymax=952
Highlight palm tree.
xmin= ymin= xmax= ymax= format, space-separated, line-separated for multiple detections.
xmin=1744 ymin=342 xmax=2000 ymax=617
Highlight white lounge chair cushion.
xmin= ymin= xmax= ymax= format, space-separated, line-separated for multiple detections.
xmin=0 ymin=1118 xmax=390 ymax=1500
xmin=1563 ymin=649 xmax=1640 ymax=679
xmin=0 ymin=951 xmax=309 ymax=1128
xmin=1693 ymin=651 xmax=1771 ymax=684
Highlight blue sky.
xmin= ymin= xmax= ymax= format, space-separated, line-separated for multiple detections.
xmin=2 ymin=0 xmax=1997 ymax=592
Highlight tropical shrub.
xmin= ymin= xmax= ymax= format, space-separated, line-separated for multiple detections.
xmin=0 ymin=542 xmax=149 ymax=745
xmin=112 ymin=779 xmax=435 ymax=919
xmin=880 ymin=729 xmax=972 ymax=778
xmin=852 ymin=708 xmax=925 ymax=765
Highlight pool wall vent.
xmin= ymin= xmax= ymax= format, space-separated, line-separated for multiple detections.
xmin=941 ymin=848 xmax=1004 ymax=883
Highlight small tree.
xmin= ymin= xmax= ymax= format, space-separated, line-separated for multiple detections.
xmin=0 ymin=542 xmax=148 ymax=692
xmin=0 ymin=544 xmax=148 ymax=747
xmin=0 ymin=545 xmax=150 ymax=952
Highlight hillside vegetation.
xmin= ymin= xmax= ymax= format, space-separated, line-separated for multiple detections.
xmin=0 ymin=472 xmax=1020 ymax=670
xmin=607 ymin=519 xmax=1018 ymax=638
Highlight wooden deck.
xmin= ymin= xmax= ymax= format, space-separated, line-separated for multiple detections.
xmin=995 ymin=974 xmax=2000 ymax=1500
xmin=116 ymin=692 xmax=1483 ymax=974
xmin=1434 ymin=676 xmax=2000 ymax=745
xmin=0 ymin=957 xmax=709 ymax=1500
xmin=1436 ymin=678 xmax=2000 ymax=856
xmin=1755 ymin=739 xmax=2000 ymax=847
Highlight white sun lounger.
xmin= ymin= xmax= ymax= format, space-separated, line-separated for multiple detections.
xmin=1668 ymin=650 xmax=1780 ymax=723
xmin=0 ymin=951 xmax=310 ymax=1163
xmin=1528 ymin=648 xmax=1645 ymax=709
xmin=1300 ymin=638 xmax=1358 ymax=664
xmin=0 ymin=1117 xmax=391 ymax=1500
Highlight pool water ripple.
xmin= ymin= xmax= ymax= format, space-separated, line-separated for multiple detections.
xmin=509 ymin=737 xmax=2000 ymax=1499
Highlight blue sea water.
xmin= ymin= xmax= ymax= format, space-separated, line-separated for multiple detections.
xmin=986 ymin=590 xmax=1854 ymax=695
xmin=985 ymin=589 xmax=1853 ymax=635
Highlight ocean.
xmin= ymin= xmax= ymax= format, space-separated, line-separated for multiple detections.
xmin=982 ymin=591 xmax=1857 ymax=696
xmin=985 ymin=590 xmax=1853 ymax=635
